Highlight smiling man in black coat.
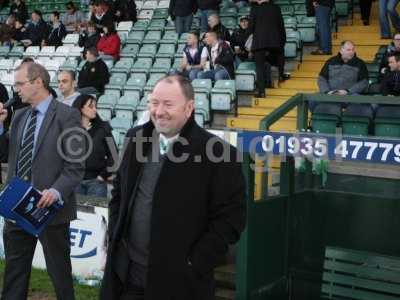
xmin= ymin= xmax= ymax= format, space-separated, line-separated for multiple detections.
xmin=100 ymin=75 xmax=246 ymax=300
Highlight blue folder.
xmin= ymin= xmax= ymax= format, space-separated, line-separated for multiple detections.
xmin=0 ymin=177 xmax=64 ymax=236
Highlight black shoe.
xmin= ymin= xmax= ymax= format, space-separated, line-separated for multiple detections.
xmin=256 ymin=90 xmax=265 ymax=98
xmin=279 ymin=73 xmax=291 ymax=82
xmin=363 ymin=20 xmax=370 ymax=26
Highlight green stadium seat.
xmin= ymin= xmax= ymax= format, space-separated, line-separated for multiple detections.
xmin=151 ymin=58 xmax=172 ymax=74
xmin=374 ymin=106 xmax=400 ymax=137
xmin=175 ymin=43 xmax=185 ymax=59
xmin=297 ymin=16 xmax=316 ymax=42
xmin=116 ymin=21 xmax=133 ymax=34
xmin=0 ymin=46 xmax=10 ymax=57
xmin=63 ymin=33 xmax=79 ymax=45
xmin=105 ymin=73 xmax=128 ymax=91
xmin=137 ymin=44 xmax=158 ymax=58
xmin=24 ymin=46 xmax=40 ymax=58
xmin=97 ymin=105 xmax=113 ymax=121
xmin=8 ymin=46 xmax=24 ymax=58
xmin=161 ymin=31 xmax=179 ymax=44
xmin=118 ymin=32 xmax=128 ymax=46
xmin=115 ymin=95 xmax=139 ymax=120
xmin=148 ymin=19 xmax=166 ymax=31
xmin=220 ymin=6 xmax=237 ymax=17
xmin=342 ymin=104 xmax=374 ymax=136
xmin=311 ymin=103 xmax=341 ymax=134
xmin=280 ymin=5 xmax=294 ymax=16
xmin=142 ymin=31 xmax=163 ymax=44
xmin=98 ymin=94 xmax=119 ymax=108
xmin=178 ymin=33 xmax=189 ymax=44
xmin=294 ymin=4 xmax=307 ymax=16
xmin=195 ymin=93 xmax=210 ymax=123
xmin=335 ymin=0 xmax=349 ymax=17
xmin=284 ymin=16 xmax=297 ymax=30
xmin=152 ymin=8 xmax=169 ymax=20
xmin=104 ymin=89 xmax=122 ymax=99
xmin=112 ymin=58 xmax=134 ymax=74
xmin=211 ymin=80 xmax=236 ymax=111
xmin=156 ymin=43 xmax=176 ymax=58
xmin=0 ymin=59 xmax=14 ymax=72
xmin=145 ymin=73 xmax=166 ymax=90
xmin=127 ymin=30 xmax=145 ymax=45
xmin=110 ymin=117 xmax=133 ymax=131
xmin=192 ymin=78 xmax=212 ymax=95
xmin=131 ymin=57 xmax=153 ymax=74
xmin=238 ymin=6 xmax=251 ymax=16
xmin=38 ymin=46 xmax=56 ymax=58
xmin=124 ymin=72 xmax=147 ymax=99
xmin=120 ymin=44 xmax=140 ymax=58
xmin=285 ymin=29 xmax=302 ymax=58
xmin=220 ymin=17 xmax=237 ymax=30
xmin=171 ymin=58 xmax=181 ymax=69
xmin=132 ymin=19 xmax=150 ymax=31
xmin=235 ymin=61 xmax=257 ymax=91
xmin=136 ymin=95 xmax=150 ymax=120
xmin=59 ymin=58 xmax=78 ymax=71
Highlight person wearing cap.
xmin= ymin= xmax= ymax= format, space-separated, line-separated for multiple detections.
xmin=172 ymin=31 xmax=208 ymax=80
xmin=231 ymin=15 xmax=251 ymax=65
xmin=25 ymin=10 xmax=50 ymax=46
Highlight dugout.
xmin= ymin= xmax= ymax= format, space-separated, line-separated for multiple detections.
xmin=235 ymin=94 xmax=400 ymax=300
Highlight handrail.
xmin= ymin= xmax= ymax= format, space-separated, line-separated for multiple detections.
xmin=259 ymin=93 xmax=400 ymax=132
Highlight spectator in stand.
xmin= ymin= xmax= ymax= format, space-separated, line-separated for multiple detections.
xmin=318 ymin=41 xmax=369 ymax=96
xmin=62 ymin=1 xmax=84 ymax=33
xmin=208 ymin=13 xmax=231 ymax=43
xmin=78 ymin=21 xmax=100 ymax=55
xmin=198 ymin=30 xmax=235 ymax=80
xmin=197 ymin=0 xmax=221 ymax=32
xmin=72 ymin=94 xmax=116 ymax=198
xmin=168 ymin=0 xmax=197 ymax=35
xmin=310 ymin=0 xmax=334 ymax=55
xmin=91 ymin=0 xmax=114 ymax=33
xmin=379 ymin=33 xmax=400 ymax=78
xmin=97 ymin=22 xmax=121 ymax=60
xmin=172 ymin=31 xmax=208 ymax=80
xmin=25 ymin=10 xmax=50 ymax=46
xmin=114 ymin=0 xmax=137 ymax=23
xmin=231 ymin=15 xmax=251 ymax=66
xmin=78 ymin=47 xmax=110 ymax=94
xmin=381 ymin=54 xmax=400 ymax=95
xmin=379 ymin=0 xmax=400 ymax=39
xmin=11 ymin=16 xmax=28 ymax=43
xmin=57 ymin=71 xmax=81 ymax=106
xmin=9 ymin=0 xmax=28 ymax=23
xmin=43 ymin=11 xmax=67 ymax=47
xmin=360 ymin=0 xmax=372 ymax=25
xmin=249 ymin=0 xmax=286 ymax=97
xmin=0 ymin=83 xmax=8 ymax=105
xmin=0 ymin=15 xmax=16 ymax=46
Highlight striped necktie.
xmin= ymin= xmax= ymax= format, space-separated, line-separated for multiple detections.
xmin=17 ymin=109 xmax=38 ymax=181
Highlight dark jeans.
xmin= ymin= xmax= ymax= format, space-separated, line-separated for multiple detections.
xmin=199 ymin=9 xmax=218 ymax=32
xmin=175 ymin=14 xmax=193 ymax=35
xmin=360 ymin=0 xmax=373 ymax=21
xmin=2 ymin=222 xmax=74 ymax=300
xmin=379 ymin=0 xmax=400 ymax=37
xmin=76 ymin=178 xmax=107 ymax=198
xmin=254 ymin=49 xmax=273 ymax=92
xmin=198 ymin=67 xmax=230 ymax=80
xmin=315 ymin=5 xmax=332 ymax=53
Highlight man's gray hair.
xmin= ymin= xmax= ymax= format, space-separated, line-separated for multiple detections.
xmin=340 ymin=40 xmax=355 ymax=49
xmin=16 ymin=62 xmax=50 ymax=90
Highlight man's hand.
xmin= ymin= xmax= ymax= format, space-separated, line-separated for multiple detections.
xmin=336 ymin=89 xmax=348 ymax=95
xmin=37 ymin=189 xmax=57 ymax=208
xmin=0 ymin=103 xmax=8 ymax=123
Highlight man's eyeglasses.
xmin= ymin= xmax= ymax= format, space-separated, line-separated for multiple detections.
xmin=13 ymin=77 xmax=38 ymax=88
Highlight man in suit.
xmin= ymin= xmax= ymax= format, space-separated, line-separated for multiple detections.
xmin=100 ymin=75 xmax=246 ymax=300
xmin=0 ymin=62 xmax=85 ymax=300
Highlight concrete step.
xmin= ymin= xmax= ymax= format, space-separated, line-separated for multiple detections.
xmin=252 ymin=97 xmax=289 ymax=108
xmin=238 ymin=107 xmax=297 ymax=118
xmin=339 ymin=25 xmax=380 ymax=33
xmin=215 ymin=288 xmax=235 ymax=300
xmin=278 ymin=79 xmax=318 ymax=90
xmin=226 ymin=115 xmax=296 ymax=131
xmin=266 ymin=88 xmax=315 ymax=96
xmin=290 ymin=71 xmax=319 ymax=79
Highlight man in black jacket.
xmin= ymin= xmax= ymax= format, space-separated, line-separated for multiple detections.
xmin=381 ymin=54 xmax=400 ymax=96
xmin=208 ymin=13 xmax=231 ymax=43
xmin=100 ymin=75 xmax=246 ymax=300
xmin=78 ymin=21 xmax=100 ymax=55
xmin=44 ymin=11 xmax=67 ymax=47
xmin=169 ymin=0 xmax=197 ymax=35
xmin=198 ymin=30 xmax=235 ymax=80
xmin=231 ymin=15 xmax=251 ymax=64
xmin=25 ymin=10 xmax=50 ymax=46
xmin=78 ymin=47 xmax=110 ymax=94
xmin=114 ymin=0 xmax=137 ymax=23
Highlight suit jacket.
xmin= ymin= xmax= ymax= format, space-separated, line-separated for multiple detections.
xmin=0 ymin=98 xmax=85 ymax=224
xmin=100 ymin=116 xmax=246 ymax=300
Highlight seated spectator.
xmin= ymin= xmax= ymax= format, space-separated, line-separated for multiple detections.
xmin=72 ymin=94 xmax=115 ymax=198
xmin=318 ymin=41 xmax=369 ymax=96
xmin=11 ymin=16 xmax=28 ymax=43
xmin=57 ymin=70 xmax=81 ymax=106
xmin=114 ymin=0 xmax=137 ymax=23
xmin=198 ymin=30 xmax=235 ymax=80
xmin=78 ymin=21 xmax=100 ymax=55
xmin=207 ymin=14 xmax=231 ymax=43
xmin=90 ymin=0 xmax=114 ymax=33
xmin=9 ymin=0 xmax=28 ymax=23
xmin=43 ymin=11 xmax=67 ymax=47
xmin=0 ymin=15 xmax=16 ymax=46
xmin=381 ymin=54 xmax=400 ymax=96
xmin=231 ymin=15 xmax=251 ymax=66
xmin=78 ymin=47 xmax=110 ymax=94
xmin=379 ymin=33 xmax=400 ymax=78
xmin=62 ymin=1 xmax=84 ymax=33
xmin=171 ymin=31 xmax=208 ymax=80
xmin=168 ymin=0 xmax=197 ymax=35
xmin=25 ymin=10 xmax=50 ymax=46
xmin=97 ymin=22 xmax=121 ymax=60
